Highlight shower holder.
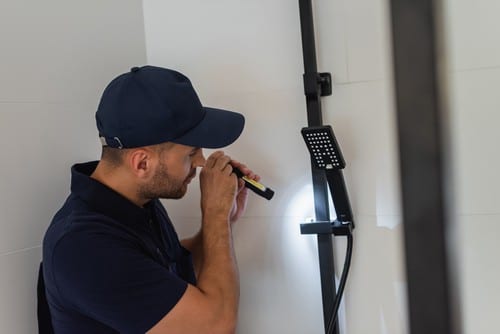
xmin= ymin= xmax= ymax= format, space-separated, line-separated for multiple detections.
xmin=300 ymin=220 xmax=353 ymax=236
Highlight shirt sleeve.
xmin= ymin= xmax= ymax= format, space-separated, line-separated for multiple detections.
xmin=51 ymin=227 xmax=188 ymax=334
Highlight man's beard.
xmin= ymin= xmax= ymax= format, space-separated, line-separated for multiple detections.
xmin=138 ymin=161 xmax=195 ymax=200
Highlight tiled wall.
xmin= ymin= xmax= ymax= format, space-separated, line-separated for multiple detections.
xmin=443 ymin=0 xmax=500 ymax=332
xmin=0 ymin=1 xmax=146 ymax=332
xmin=143 ymin=1 xmax=406 ymax=333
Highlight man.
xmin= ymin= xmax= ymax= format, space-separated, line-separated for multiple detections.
xmin=42 ymin=66 xmax=258 ymax=333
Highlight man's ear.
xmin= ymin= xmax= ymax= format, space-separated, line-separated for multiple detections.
xmin=127 ymin=148 xmax=156 ymax=179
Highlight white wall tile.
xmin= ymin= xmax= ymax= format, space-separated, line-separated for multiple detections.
xmin=444 ymin=10 xmax=500 ymax=329
xmin=0 ymin=103 xmax=100 ymax=254
xmin=143 ymin=0 xmax=304 ymax=97
xmin=448 ymin=68 xmax=500 ymax=215
xmin=0 ymin=247 xmax=41 ymax=334
xmin=0 ymin=0 xmax=146 ymax=103
xmin=315 ymin=0 xmax=349 ymax=83
xmin=344 ymin=0 xmax=391 ymax=82
xmin=456 ymin=214 xmax=500 ymax=334
xmin=235 ymin=218 xmax=324 ymax=334
xmin=443 ymin=0 xmax=500 ymax=71
xmin=343 ymin=215 xmax=407 ymax=334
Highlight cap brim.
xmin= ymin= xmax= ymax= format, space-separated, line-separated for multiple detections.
xmin=171 ymin=107 xmax=245 ymax=149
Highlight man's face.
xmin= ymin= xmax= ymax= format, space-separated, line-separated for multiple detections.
xmin=139 ymin=143 xmax=205 ymax=200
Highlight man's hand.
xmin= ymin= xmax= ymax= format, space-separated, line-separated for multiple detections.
xmin=229 ymin=159 xmax=260 ymax=224
xmin=199 ymin=151 xmax=238 ymax=221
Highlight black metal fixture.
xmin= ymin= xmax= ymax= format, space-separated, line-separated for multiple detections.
xmin=389 ymin=0 xmax=458 ymax=333
xmin=297 ymin=1 xmax=355 ymax=333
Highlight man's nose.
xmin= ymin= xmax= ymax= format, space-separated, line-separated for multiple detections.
xmin=193 ymin=150 xmax=206 ymax=167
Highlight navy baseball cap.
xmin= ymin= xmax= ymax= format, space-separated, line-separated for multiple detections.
xmin=96 ymin=65 xmax=245 ymax=149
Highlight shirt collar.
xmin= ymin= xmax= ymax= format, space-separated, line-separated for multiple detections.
xmin=70 ymin=161 xmax=155 ymax=228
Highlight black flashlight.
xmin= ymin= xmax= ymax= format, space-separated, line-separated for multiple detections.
xmin=233 ymin=168 xmax=274 ymax=200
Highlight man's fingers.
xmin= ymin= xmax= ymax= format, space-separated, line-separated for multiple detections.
xmin=204 ymin=151 xmax=224 ymax=169
xmin=230 ymin=160 xmax=260 ymax=181
xmin=214 ymin=155 xmax=232 ymax=171
xmin=222 ymin=163 xmax=234 ymax=176
xmin=237 ymin=178 xmax=246 ymax=192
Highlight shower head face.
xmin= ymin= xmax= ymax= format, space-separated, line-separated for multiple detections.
xmin=301 ymin=125 xmax=346 ymax=170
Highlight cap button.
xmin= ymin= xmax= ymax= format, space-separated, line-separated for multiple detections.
xmin=131 ymin=66 xmax=140 ymax=73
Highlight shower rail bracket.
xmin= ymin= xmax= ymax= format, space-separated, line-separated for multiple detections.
xmin=300 ymin=220 xmax=353 ymax=236
xmin=303 ymin=72 xmax=332 ymax=97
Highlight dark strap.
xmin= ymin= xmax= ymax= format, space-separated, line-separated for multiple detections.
xmin=37 ymin=262 xmax=54 ymax=334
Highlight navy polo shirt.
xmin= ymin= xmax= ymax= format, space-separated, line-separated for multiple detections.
xmin=42 ymin=161 xmax=196 ymax=333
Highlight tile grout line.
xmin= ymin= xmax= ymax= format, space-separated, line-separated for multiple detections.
xmin=0 ymin=100 xmax=94 ymax=105
xmin=454 ymin=65 xmax=500 ymax=73
xmin=0 ymin=245 xmax=41 ymax=257
xmin=457 ymin=213 xmax=500 ymax=217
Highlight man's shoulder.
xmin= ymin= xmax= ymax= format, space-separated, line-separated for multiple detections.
xmin=42 ymin=200 xmax=145 ymax=293
xmin=43 ymin=195 xmax=135 ymax=255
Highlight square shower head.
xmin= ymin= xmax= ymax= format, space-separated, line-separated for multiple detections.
xmin=301 ymin=125 xmax=346 ymax=170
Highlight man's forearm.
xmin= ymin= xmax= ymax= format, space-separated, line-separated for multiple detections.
xmin=197 ymin=214 xmax=239 ymax=327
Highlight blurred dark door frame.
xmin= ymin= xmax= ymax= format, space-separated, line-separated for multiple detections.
xmin=389 ymin=0 xmax=460 ymax=333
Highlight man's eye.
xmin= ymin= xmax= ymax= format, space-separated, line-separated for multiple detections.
xmin=189 ymin=148 xmax=200 ymax=157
